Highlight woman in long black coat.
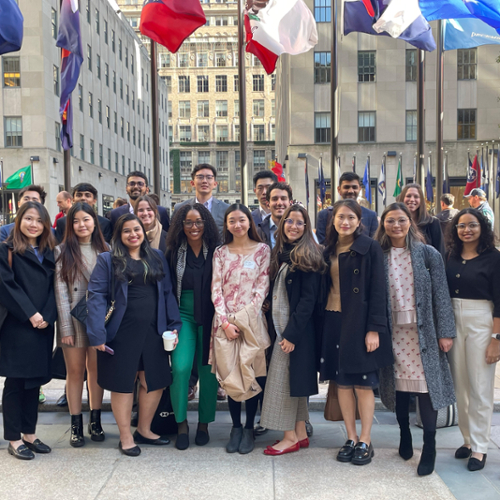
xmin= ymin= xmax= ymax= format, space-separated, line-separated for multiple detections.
xmin=0 ymin=201 xmax=57 ymax=460
xmin=320 ymin=199 xmax=392 ymax=466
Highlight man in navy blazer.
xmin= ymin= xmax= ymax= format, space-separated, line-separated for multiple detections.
xmin=316 ymin=172 xmax=379 ymax=244
xmin=251 ymin=171 xmax=277 ymax=226
xmin=109 ymin=171 xmax=170 ymax=233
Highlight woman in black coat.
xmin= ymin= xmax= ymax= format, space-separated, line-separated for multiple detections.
xmin=260 ymin=205 xmax=326 ymax=456
xmin=0 ymin=201 xmax=56 ymax=460
xmin=320 ymin=199 xmax=392 ymax=466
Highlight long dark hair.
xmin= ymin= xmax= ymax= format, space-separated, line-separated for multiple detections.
xmin=397 ymin=183 xmax=432 ymax=226
xmin=111 ymin=213 xmax=164 ymax=282
xmin=6 ymin=201 xmax=55 ymax=254
xmin=323 ymin=200 xmax=363 ymax=260
xmin=448 ymin=208 xmax=496 ymax=259
xmin=222 ymin=204 xmax=262 ymax=244
xmin=57 ymin=203 xmax=108 ymax=286
xmin=271 ymin=205 xmax=326 ymax=279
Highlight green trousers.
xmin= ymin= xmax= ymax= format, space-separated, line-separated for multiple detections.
xmin=170 ymin=290 xmax=218 ymax=424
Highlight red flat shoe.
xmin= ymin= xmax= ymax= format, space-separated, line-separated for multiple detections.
xmin=266 ymin=440 xmax=280 ymax=449
xmin=264 ymin=442 xmax=300 ymax=456
xmin=298 ymin=438 xmax=309 ymax=448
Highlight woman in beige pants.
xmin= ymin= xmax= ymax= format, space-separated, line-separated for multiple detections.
xmin=446 ymin=208 xmax=500 ymax=472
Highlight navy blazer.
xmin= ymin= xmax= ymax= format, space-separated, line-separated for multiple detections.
xmin=56 ymin=214 xmax=112 ymax=243
xmin=86 ymin=251 xmax=182 ymax=346
xmin=0 ymin=223 xmax=13 ymax=243
xmin=251 ymin=208 xmax=264 ymax=226
xmin=110 ymin=203 xmax=171 ymax=233
xmin=316 ymin=205 xmax=379 ymax=245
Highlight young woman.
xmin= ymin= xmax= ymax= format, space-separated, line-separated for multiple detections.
xmin=211 ymin=204 xmax=271 ymax=455
xmin=0 ymin=202 xmax=56 ymax=460
xmin=260 ymin=205 xmax=325 ymax=456
xmin=134 ymin=195 xmax=167 ymax=253
xmin=165 ymin=203 xmax=220 ymax=450
xmin=55 ymin=202 xmax=109 ymax=447
xmin=376 ymin=202 xmax=456 ymax=476
xmin=86 ymin=214 xmax=182 ymax=456
xmin=320 ymin=200 xmax=392 ymax=465
xmin=398 ymin=183 xmax=445 ymax=257
xmin=446 ymin=208 xmax=500 ymax=472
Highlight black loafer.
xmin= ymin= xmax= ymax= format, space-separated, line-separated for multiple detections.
xmin=176 ymin=433 xmax=190 ymax=450
xmin=195 ymin=429 xmax=210 ymax=446
xmin=337 ymin=439 xmax=356 ymax=462
xmin=352 ymin=441 xmax=374 ymax=465
xmin=133 ymin=430 xmax=170 ymax=445
xmin=56 ymin=393 xmax=68 ymax=407
xmin=22 ymin=439 xmax=51 ymax=454
xmin=119 ymin=441 xmax=141 ymax=457
xmin=468 ymin=454 xmax=487 ymax=471
xmin=8 ymin=443 xmax=34 ymax=460
xmin=455 ymin=446 xmax=472 ymax=459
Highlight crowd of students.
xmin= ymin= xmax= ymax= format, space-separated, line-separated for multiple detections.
xmin=0 ymin=165 xmax=499 ymax=479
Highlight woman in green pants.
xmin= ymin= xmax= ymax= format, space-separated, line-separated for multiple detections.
xmin=166 ymin=203 xmax=220 ymax=450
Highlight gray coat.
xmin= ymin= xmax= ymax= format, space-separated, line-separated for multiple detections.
xmin=379 ymin=242 xmax=456 ymax=412
xmin=174 ymin=197 xmax=229 ymax=238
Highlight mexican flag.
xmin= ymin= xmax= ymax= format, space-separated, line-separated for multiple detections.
xmin=5 ymin=165 xmax=32 ymax=189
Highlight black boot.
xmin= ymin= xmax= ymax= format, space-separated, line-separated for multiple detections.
xmin=397 ymin=416 xmax=413 ymax=460
xmin=88 ymin=409 xmax=105 ymax=442
xmin=70 ymin=414 xmax=85 ymax=448
xmin=417 ymin=430 xmax=436 ymax=476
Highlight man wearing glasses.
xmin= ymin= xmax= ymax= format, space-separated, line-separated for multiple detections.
xmin=174 ymin=164 xmax=229 ymax=237
xmin=109 ymin=171 xmax=170 ymax=232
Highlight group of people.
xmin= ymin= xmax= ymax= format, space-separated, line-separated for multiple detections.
xmin=0 ymin=166 xmax=498 ymax=481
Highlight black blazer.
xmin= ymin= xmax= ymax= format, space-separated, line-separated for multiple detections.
xmin=0 ymin=242 xmax=56 ymax=382
xmin=110 ymin=203 xmax=170 ymax=233
xmin=420 ymin=217 xmax=445 ymax=260
xmin=56 ymin=214 xmax=113 ymax=243
xmin=257 ymin=216 xmax=275 ymax=248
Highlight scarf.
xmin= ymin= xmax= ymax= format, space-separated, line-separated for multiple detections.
xmin=278 ymin=242 xmax=295 ymax=266
xmin=146 ymin=219 xmax=162 ymax=250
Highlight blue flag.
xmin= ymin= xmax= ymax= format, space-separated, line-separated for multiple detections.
xmin=419 ymin=0 xmax=472 ymax=21
xmin=425 ymin=163 xmax=434 ymax=202
xmin=0 ymin=0 xmax=23 ymax=55
xmin=465 ymin=0 xmax=500 ymax=34
xmin=443 ymin=18 xmax=500 ymax=50
xmin=318 ymin=158 xmax=326 ymax=204
xmin=363 ymin=159 xmax=372 ymax=204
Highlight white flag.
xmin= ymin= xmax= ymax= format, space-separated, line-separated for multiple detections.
xmin=378 ymin=159 xmax=386 ymax=205
xmin=373 ymin=0 xmax=421 ymax=38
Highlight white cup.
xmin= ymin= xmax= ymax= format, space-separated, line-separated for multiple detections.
xmin=162 ymin=331 xmax=176 ymax=351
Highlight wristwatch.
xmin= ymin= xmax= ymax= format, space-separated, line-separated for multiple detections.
xmin=491 ymin=334 xmax=500 ymax=341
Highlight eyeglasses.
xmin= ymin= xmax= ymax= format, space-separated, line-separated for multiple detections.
xmin=456 ymin=222 xmax=480 ymax=230
xmin=284 ymin=219 xmax=305 ymax=228
xmin=127 ymin=181 xmax=145 ymax=188
xmin=385 ymin=218 xmax=409 ymax=226
xmin=183 ymin=220 xmax=205 ymax=228
xmin=194 ymin=175 xmax=214 ymax=181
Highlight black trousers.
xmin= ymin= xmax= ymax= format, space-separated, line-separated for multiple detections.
xmin=2 ymin=378 xmax=39 ymax=441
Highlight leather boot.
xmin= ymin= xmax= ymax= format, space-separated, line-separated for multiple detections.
xmin=70 ymin=414 xmax=85 ymax=448
xmin=88 ymin=409 xmax=105 ymax=442
xmin=238 ymin=428 xmax=255 ymax=455
xmin=226 ymin=426 xmax=243 ymax=453
xmin=417 ymin=430 xmax=436 ymax=476
xmin=397 ymin=416 xmax=413 ymax=460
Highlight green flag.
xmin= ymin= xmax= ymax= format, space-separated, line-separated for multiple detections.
xmin=5 ymin=165 xmax=31 ymax=189
xmin=393 ymin=158 xmax=402 ymax=197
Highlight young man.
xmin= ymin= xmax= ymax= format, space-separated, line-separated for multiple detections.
xmin=109 ymin=171 xmax=170 ymax=232
xmin=316 ymin=172 xmax=379 ymax=245
xmin=251 ymin=171 xmax=278 ymax=226
xmin=55 ymin=183 xmax=113 ymax=242
xmin=465 ymin=188 xmax=494 ymax=229
xmin=53 ymin=191 xmax=73 ymax=228
xmin=0 ymin=185 xmax=47 ymax=242
xmin=436 ymin=193 xmax=460 ymax=234
xmin=174 ymin=163 xmax=229 ymax=236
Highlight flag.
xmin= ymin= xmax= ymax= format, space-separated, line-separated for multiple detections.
xmin=5 ymin=165 xmax=32 ymax=190
xmin=394 ymin=157 xmax=402 ymax=197
xmin=378 ymin=158 xmax=386 ymax=206
xmin=363 ymin=158 xmax=372 ymax=205
xmin=317 ymin=194 xmax=322 ymax=208
xmin=140 ymin=0 xmax=206 ymax=54
xmin=496 ymin=148 xmax=500 ymax=198
xmin=245 ymin=0 xmax=318 ymax=75
xmin=464 ymin=0 xmax=500 ymax=34
xmin=418 ymin=0 xmax=472 ymax=21
xmin=344 ymin=0 xmax=436 ymax=51
xmin=0 ymin=0 xmax=23 ymax=55
xmin=272 ymin=160 xmax=285 ymax=182
xmin=318 ymin=157 xmax=326 ymax=203
xmin=56 ymin=0 xmax=83 ymax=150
xmin=425 ymin=158 xmax=433 ymax=202
xmin=443 ymin=18 xmax=500 ymax=51
xmin=373 ymin=0 xmax=422 ymax=38
xmin=464 ymin=155 xmax=481 ymax=196
xmin=483 ymin=147 xmax=489 ymax=198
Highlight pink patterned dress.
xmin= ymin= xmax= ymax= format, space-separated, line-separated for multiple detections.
xmin=389 ymin=247 xmax=428 ymax=393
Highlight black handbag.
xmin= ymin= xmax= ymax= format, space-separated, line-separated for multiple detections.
xmin=70 ymin=265 xmax=115 ymax=326
xmin=150 ymin=387 xmax=178 ymax=436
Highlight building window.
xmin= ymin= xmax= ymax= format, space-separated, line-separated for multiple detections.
xmin=271 ymin=124 xmax=275 ymax=141
xmin=234 ymin=75 xmax=239 ymax=92
xmin=3 ymin=57 xmax=20 ymax=87
xmin=198 ymin=126 xmax=210 ymax=141
xmin=86 ymin=0 xmax=90 ymax=23
xmin=88 ymin=92 xmax=93 ymax=117
xmin=215 ymin=16 xmax=228 ymax=26
xmin=168 ymin=100 xmax=172 ymax=118
xmin=111 ymin=30 xmax=115 ymax=52
xmin=406 ymin=110 xmax=417 ymax=142
xmin=126 ymin=85 xmax=129 ymax=105
xmin=253 ymin=74 xmax=264 ymax=92
xmin=197 ymin=53 xmax=208 ymax=67
xmin=406 ymin=49 xmax=417 ymax=82
xmin=132 ymin=91 xmax=135 ymax=110
xmin=108 ymin=148 xmax=111 ymax=170
xmin=160 ymin=53 xmax=171 ymax=67
xmin=113 ymin=71 xmax=116 ymax=93
xmin=199 ymin=150 xmax=210 ymax=164
xmin=314 ymin=52 xmax=331 ymax=84
xmin=253 ymin=124 xmax=265 ymax=141
xmin=169 ymin=126 xmax=173 ymax=142
xmin=252 ymin=55 xmax=262 ymax=67
xmin=120 ymin=117 xmax=124 ymax=138
xmin=53 ymin=65 xmax=59 ymax=96
xmin=315 ymin=112 xmax=330 ymax=143
xmin=106 ymin=106 xmax=110 ymax=127
xmin=216 ymin=75 xmax=227 ymax=92
xmin=180 ymin=126 xmax=192 ymax=142
xmin=122 ymin=155 xmax=125 ymax=174
xmin=87 ymin=45 xmax=92 ymax=71
xmin=271 ymin=74 xmax=276 ymax=91
xmin=127 ymin=122 xmax=130 ymax=141
xmin=51 ymin=8 xmax=58 ymax=40
xmin=55 ymin=122 xmax=61 ymax=152
xmin=95 ymin=9 xmax=99 ymax=34
xmin=4 ymin=117 xmax=22 ymax=147
xmin=179 ymin=101 xmax=191 ymax=118
xmin=90 ymin=139 xmax=94 ymax=164
xmin=198 ymin=100 xmax=209 ymax=117
xmin=179 ymin=76 xmax=190 ymax=93
xmin=96 ymin=54 xmax=101 ymax=79
xmin=216 ymin=100 xmax=228 ymax=117
xmin=358 ymin=51 xmax=375 ymax=82
xmin=458 ymin=108 xmax=476 ymax=140
xmin=115 ymin=152 xmax=118 ymax=173
xmin=234 ymin=100 xmax=239 ymax=117
xmin=253 ymin=150 xmax=266 ymax=172
xmin=80 ymin=134 xmax=85 ymax=160
xmin=314 ymin=0 xmax=331 ymax=23
xmin=105 ymin=63 xmax=109 ymax=86
xmin=98 ymin=99 xmax=102 ymax=124
xmin=358 ymin=111 xmax=376 ymax=142
xmin=215 ymin=53 xmax=226 ymax=67
xmin=120 ymin=78 xmax=123 ymax=99
xmin=119 ymin=39 xmax=122 ymax=61
xmin=133 ymin=126 xmax=136 ymax=145
xmin=78 ymin=84 xmax=83 ymax=111
xmin=458 ymin=49 xmax=477 ymax=80
xmin=271 ymin=99 xmax=275 ymax=116
xmin=104 ymin=20 xmax=108 ymax=44
xmin=114 ymin=112 xmax=117 ymax=134
xmin=253 ymin=99 xmax=264 ymax=117
xmin=131 ymin=54 xmax=134 ymax=74
xmin=216 ymin=125 xmax=228 ymax=142
xmin=125 ymin=47 xmax=128 ymax=68
xmin=178 ymin=53 xmax=189 ymax=68
xmin=234 ymin=125 xmax=240 ymax=142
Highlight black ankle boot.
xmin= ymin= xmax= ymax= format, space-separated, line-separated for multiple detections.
xmin=397 ymin=416 xmax=413 ymax=460
xmin=70 ymin=414 xmax=84 ymax=448
xmin=417 ymin=430 xmax=436 ymax=476
xmin=88 ymin=409 xmax=105 ymax=442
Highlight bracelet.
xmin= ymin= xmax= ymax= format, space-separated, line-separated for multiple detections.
xmin=222 ymin=322 xmax=230 ymax=330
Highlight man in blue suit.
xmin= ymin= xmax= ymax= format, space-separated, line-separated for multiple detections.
xmin=316 ymin=172 xmax=379 ymax=245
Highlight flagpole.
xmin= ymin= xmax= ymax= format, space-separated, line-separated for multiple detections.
xmin=382 ymin=153 xmax=386 ymax=207
xmin=491 ymin=140 xmax=495 ymax=201
xmin=435 ymin=20 xmax=444 ymax=214
xmin=417 ymin=49 xmax=425 ymax=185
xmin=367 ymin=153 xmax=371 ymax=208
xmin=0 ymin=158 xmax=5 ymax=225
xmin=150 ymin=40 xmax=161 ymax=195
xmin=352 ymin=153 xmax=356 ymax=173
xmin=400 ymin=153 xmax=403 ymax=187
xmin=330 ymin=0 xmax=339 ymax=202
xmin=238 ymin=0 xmax=248 ymax=206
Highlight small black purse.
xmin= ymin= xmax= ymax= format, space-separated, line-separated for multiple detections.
xmin=70 ymin=266 xmax=115 ymax=326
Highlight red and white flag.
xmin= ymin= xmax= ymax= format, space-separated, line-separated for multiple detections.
xmin=464 ymin=155 xmax=481 ymax=196
xmin=245 ymin=0 xmax=318 ymax=75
